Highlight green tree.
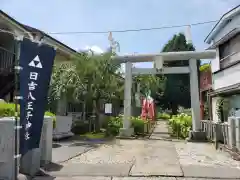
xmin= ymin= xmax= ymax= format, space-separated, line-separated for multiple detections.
xmin=49 ymin=52 xmax=124 ymax=132
xmin=134 ymin=74 xmax=166 ymax=99
xmin=158 ymin=33 xmax=199 ymax=114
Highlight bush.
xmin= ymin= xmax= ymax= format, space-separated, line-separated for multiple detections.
xmin=168 ymin=113 xmax=192 ymax=139
xmin=157 ymin=112 xmax=171 ymax=120
xmin=102 ymin=116 xmax=112 ymax=129
xmin=0 ymin=103 xmax=19 ymax=117
xmin=130 ymin=116 xmax=146 ymax=135
xmin=105 ymin=116 xmax=123 ymax=137
xmin=71 ymin=121 xmax=89 ymax=135
xmin=105 ymin=115 xmax=149 ymax=136
xmin=0 ymin=102 xmax=56 ymax=128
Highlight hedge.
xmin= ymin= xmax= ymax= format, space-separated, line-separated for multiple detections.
xmin=0 ymin=102 xmax=56 ymax=128
xmin=105 ymin=115 xmax=149 ymax=136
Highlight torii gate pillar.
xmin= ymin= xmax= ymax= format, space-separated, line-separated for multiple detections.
xmin=189 ymin=59 xmax=201 ymax=131
xmin=119 ymin=61 xmax=134 ymax=137
xmin=112 ymin=50 xmax=216 ymax=140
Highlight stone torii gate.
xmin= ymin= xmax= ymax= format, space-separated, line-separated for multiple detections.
xmin=111 ymin=50 xmax=216 ymax=140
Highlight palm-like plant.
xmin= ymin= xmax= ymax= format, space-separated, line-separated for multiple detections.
xmin=49 ymin=52 xmax=124 ymax=132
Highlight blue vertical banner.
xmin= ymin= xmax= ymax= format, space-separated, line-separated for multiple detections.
xmin=19 ymin=38 xmax=56 ymax=156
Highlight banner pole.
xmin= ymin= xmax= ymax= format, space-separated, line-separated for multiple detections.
xmin=14 ymin=38 xmax=21 ymax=180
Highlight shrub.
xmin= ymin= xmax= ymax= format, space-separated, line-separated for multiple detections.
xmin=130 ymin=116 xmax=146 ymax=135
xmin=0 ymin=102 xmax=56 ymax=128
xmin=157 ymin=112 xmax=171 ymax=120
xmin=199 ymin=63 xmax=210 ymax=72
xmin=105 ymin=116 xmax=123 ymax=136
xmin=0 ymin=103 xmax=19 ymax=117
xmin=168 ymin=113 xmax=192 ymax=139
xmin=102 ymin=116 xmax=112 ymax=129
xmin=71 ymin=121 xmax=89 ymax=135
xmin=105 ymin=115 xmax=149 ymax=136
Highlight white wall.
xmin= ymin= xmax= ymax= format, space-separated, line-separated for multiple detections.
xmin=211 ymin=48 xmax=220 ymax=73
xmin=213 ymin=62 xmax=240 ymax=90
xmin=214 ymin=14 xmax=240 ymax=43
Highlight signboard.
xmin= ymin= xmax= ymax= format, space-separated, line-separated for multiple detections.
xmin=19 ymin=38 xmax=56 ymax=156
xmin=105 ymin=103 xmax=112 ymax=114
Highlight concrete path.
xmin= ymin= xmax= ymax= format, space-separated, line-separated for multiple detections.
xmin=150 ymin=120 xmax=171 ymax=140
xmin=34 ymin=121 xmax=240 ymax=179
xmin=175 ymin=141 xmax=240 ymax=179
xmin=33 ymin=177 xmax=240 ymax=180
xmin=51 ymin=140 xmax=99 ymax=163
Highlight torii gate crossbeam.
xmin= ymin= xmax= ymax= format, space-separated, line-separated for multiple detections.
xmin=111 ymin=50 xmax=216 ymax=140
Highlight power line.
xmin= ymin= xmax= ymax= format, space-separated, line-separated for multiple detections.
xmin=0 ymin=20 xmax=217 ymax=36
xmin=44 ymin=20 xmax=218 ymax=34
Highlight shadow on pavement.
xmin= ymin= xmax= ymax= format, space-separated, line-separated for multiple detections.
xmin=69 ymin=142 xmax=99 ymax=148
xmin=42 ymin=162 xmax=63 ymax=172
xmin=30 ymin=163 xmax=63 ymax=179
xmin=151 ymin=131 xmax=170 ymax=135
xmin=52 ymin=143 xmax=62 ymax=148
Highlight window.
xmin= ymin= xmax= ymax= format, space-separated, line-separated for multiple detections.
xmin=219 ymin=33 xmax=240 ymax=69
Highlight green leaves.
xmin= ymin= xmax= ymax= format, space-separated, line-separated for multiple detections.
xmin=49 ymin=52 xmax=124 ymax=104
xmin=134 ymin=74 xmax=166 ymax=98
xmin=168 ymin=113 xmax=192 ymax=138
xmin=216 ymin=97 xmax=230 ymax=122
xmin=159 ymin=33 xmax=196 ymax=111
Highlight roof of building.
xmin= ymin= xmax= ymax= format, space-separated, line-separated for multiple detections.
xmin=0 ymin=10 xmax=77 ymax=54
xmin=205 ymin=5 xmax=240 ymax=44
xmin=207 ymin=28 xmax=240 ymax=49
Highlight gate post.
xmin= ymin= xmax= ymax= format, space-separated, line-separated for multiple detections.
xmin=189 ymin=59 xmax=206 ymax=140
xmin=119 ymin=61 xmax=134 ymax=137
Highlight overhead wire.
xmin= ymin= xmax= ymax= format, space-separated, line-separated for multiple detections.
xmin=0 ymin=19 xmax=218 ymax=73
xmin=0 ymin=20 xmax=218 ymax=36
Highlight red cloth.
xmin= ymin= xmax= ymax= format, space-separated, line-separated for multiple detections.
xmin=140 ymin=97 xmax=156 ymax=121
xmin=141 ymin=99 xmax=148 ymax=120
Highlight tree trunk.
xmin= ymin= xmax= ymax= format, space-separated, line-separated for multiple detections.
xmin=93 ymin=99 xmax=101 ymax=132
xmin=171 ymin=102 xmax=178 ymax=115
xmin=83 ymin=101 xmax=86 ymax=121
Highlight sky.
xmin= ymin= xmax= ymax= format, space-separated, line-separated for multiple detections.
xmin=1 ymin=0 xmax=240 ymax=68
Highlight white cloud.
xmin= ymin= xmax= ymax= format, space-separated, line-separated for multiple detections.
xmin=84 ymin=45 xmax=104 ymax=54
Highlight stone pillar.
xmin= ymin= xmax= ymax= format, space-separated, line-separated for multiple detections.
xmin=188 ymin=59 xmax=206 ymax=140
xmin=228 ymin=117 xmax=236 ymax=150
xmin=40 ymin=117 xmax=53 ymax=166
xmin=236 ymin=117 xmax=240 ymax=151
xmin=119 ymin=61 xmax=134 ymax=137
xmin=0 ymin=117 xmax=16 ymax=180
xmin=20 ymin=117 xmax=53 ymax=176
xmin=190 ymin=59 xmax=201 ymax=131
